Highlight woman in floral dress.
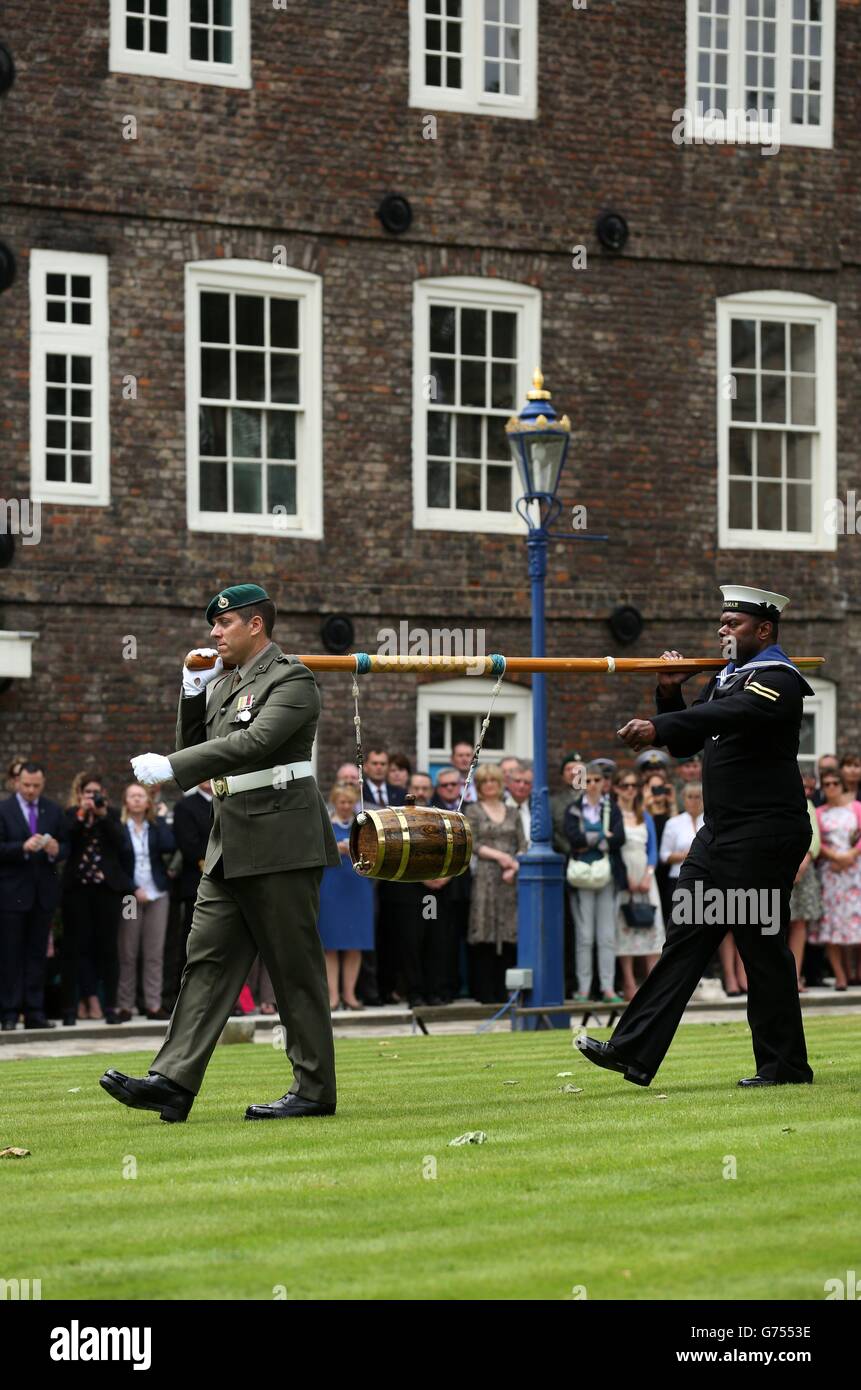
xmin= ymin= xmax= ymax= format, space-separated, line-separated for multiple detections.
xmin=811 ymin=771 xmax=861 ymax=990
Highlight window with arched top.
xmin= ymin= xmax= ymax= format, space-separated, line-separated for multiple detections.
xmin=412 ymin=276 xmax=541 ymax=533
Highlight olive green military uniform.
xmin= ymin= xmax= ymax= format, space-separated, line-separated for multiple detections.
xmin=149 ymin=641 xmax=340 ymax=1104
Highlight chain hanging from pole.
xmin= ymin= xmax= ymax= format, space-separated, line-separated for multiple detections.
xmin=351 ymin=669 xmax=368 ymax=824
xmin=457 ymin=657 xmax=507 ymax=813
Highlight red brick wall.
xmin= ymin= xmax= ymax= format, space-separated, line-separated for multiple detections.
xmin=1 ymin=1 xmax=858 ymax=799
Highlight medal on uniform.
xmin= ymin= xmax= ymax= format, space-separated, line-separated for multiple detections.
xmin=235 ymin=693 xmax=255 ymax=724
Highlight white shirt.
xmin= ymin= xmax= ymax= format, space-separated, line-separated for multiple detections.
xmin=128 ymin=819 xmax=165 ymax=901
xmin=660 ymin=810 xmax=705 ymax=879
xmin=513 ymin=798 xmax=531 ymax=849
xmin=367 ymin=780 xmax=389 ymax=806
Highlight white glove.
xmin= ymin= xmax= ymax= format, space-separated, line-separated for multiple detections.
xmin=182 ymin=648 xmax=224 ymax=697
xmin=131 ymin=753 xmax=175 ymax=786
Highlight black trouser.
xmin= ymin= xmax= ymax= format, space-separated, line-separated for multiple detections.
xmin=609 ymin=828 xmax=813 ymax=1084
xmin=0 ymin=906 xmax=53 ymax=1021
xmin=60 ymin=885 xmax=122 ymax=1013
xmin=376 ymin=882 xmax=406 ymax=1001
xmin=400 ymin=897 xmax=447 ymax=1003
xmin=439 ymin=891 xmax=470 ymax=1001
xmin=161 ymin=889 xmax=196 ymax=1012
xmin=470 ymin=942 xmax=517 ymax=1004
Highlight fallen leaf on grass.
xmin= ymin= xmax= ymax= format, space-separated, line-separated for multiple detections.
xmin=560 ymin=1085 xmax=583 ymax=1094
xmin=67 ymin=1087 xmax=81 ymax=1093
xmin=653 ymin=1094 xmax=668 ymax=1100
xmin=503 ymin=1080 xmax=519 ymax=1086
xmin=0 ymin=1147 xmax=30 ymax=1158
xmin=379 ymin=1053 xmax=399 ymax=1060
xmin=557 ymin=1071 xmax=574 ymax=1077
xmin=781 ymin=1126 xmax=795 ymax=1133
xmin=449 ymin=1131 xmax=487 ymax=1146
xmin=482 ymin=1063 xmax=496 ymax=1070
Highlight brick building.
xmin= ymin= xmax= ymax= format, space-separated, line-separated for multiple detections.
xmin=0 ymin=0 xmax=858 ymax=803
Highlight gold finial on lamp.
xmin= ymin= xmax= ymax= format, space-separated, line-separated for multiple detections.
xmin=526 ymin=367 xmax=551 ymax=401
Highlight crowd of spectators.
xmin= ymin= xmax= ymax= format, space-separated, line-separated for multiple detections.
xmin=1 ymin=741 xmax=858 ymax=1029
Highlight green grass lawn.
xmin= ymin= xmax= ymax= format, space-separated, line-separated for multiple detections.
xmin=1 ymin=1016 xmax=858 ymax=1301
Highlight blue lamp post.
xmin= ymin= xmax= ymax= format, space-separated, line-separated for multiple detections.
xmin=506 ymin=369 xmax=606 ymax=1027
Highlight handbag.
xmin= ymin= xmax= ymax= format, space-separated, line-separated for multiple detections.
xmin=621 ymin=893 xmax=656 ymax=929
xmin=566 ymin=801 xmax=612 ymax=891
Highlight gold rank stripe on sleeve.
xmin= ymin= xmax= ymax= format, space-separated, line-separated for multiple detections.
xmin=747 ymin=681 xmax=780 ymax=701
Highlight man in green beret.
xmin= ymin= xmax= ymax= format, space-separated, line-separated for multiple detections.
xmin=99 ymin=584 xmax=341 ymax=1123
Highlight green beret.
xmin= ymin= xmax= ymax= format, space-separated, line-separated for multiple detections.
xmin=205 ymin=583 xmax=271 ymax=625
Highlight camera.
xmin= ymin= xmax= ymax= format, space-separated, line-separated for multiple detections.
xmin=92 ymin=792 xmax=106 ymax=808
xmin=650 ymin=785 xmax=670 ymax=795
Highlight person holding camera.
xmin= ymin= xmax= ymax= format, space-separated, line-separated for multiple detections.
xmin=60 ymin=772 xmax=134 ymax=1026
xmin=0 ymin=761 xmax=68 ymax=1030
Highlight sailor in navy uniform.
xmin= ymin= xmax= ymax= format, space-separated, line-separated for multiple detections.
xmin=577 ymin=585 xmax=815 ymax=1089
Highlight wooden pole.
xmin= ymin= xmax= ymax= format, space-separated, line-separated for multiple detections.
xmin=296 ymin=654 xmax=825 ymax=675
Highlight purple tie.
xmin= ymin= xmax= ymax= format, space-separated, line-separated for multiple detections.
xmin=28 ymin=803 xmax=38 ymax=836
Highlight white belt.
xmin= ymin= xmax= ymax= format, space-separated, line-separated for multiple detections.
xmin=211 ymin=762 xmax=314 ymax=799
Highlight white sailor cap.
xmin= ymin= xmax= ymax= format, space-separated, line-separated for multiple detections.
xmin=719 ymin=585 xmax=789 ymax=621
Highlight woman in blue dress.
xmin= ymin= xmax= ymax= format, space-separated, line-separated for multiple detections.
xmin=318 ymin=781 xmax=374 ymax=1011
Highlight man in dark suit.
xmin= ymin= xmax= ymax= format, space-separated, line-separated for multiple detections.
xmin=0 ymin=762 xmax=68 ymax=1029
xmin=358 ymin=746 xmax=407 ymax=1005
xmin=363 ymin=747 xmax=407 ymax=808
xmin=432 ymin=765 xmax=472 ymax=1000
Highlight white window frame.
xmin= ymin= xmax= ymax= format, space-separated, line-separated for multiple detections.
xmin=409 ymin=0 xmax=537 ymax=120
xmin=0 ymin=631 xmax=40 ymax=680
xmin=417 ymin=677 xmax=533 ymax=774
xmin=685 ymin=0 xmax=835 ymax=151
xmin=798 ymin=676 xmax=835 ymax=777
xmin=717 ymin=290 xmax=836 ymax=552
xmin=413 ymin=276 xmax=541 ymax=534
xmin=185 ymin=259 xmax=323 ymax=540
xmin=109 ymin=0 xmax=251 ymax=89
xmin=30 ymin=249 xmax=110 ymax=508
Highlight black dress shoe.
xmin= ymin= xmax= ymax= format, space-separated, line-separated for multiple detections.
xmin=23 ymin=1017 xmax=56 ymax=1029
xmin=244 ymin=1092 xmax=336 ymax=1120
xmin=737 ymin=1074 xmax=812 ymax=1087
xmin=62 ymin=1012 xmax=77 ymax=1027
xmin=575 ymin=1034 xmax=652 ymax=1087
xmin=99 ymin=1068 xmax=194 ymax=1123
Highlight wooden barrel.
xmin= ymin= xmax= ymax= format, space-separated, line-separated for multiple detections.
xmin=349 ymin=795 xmax=472 ymax=882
